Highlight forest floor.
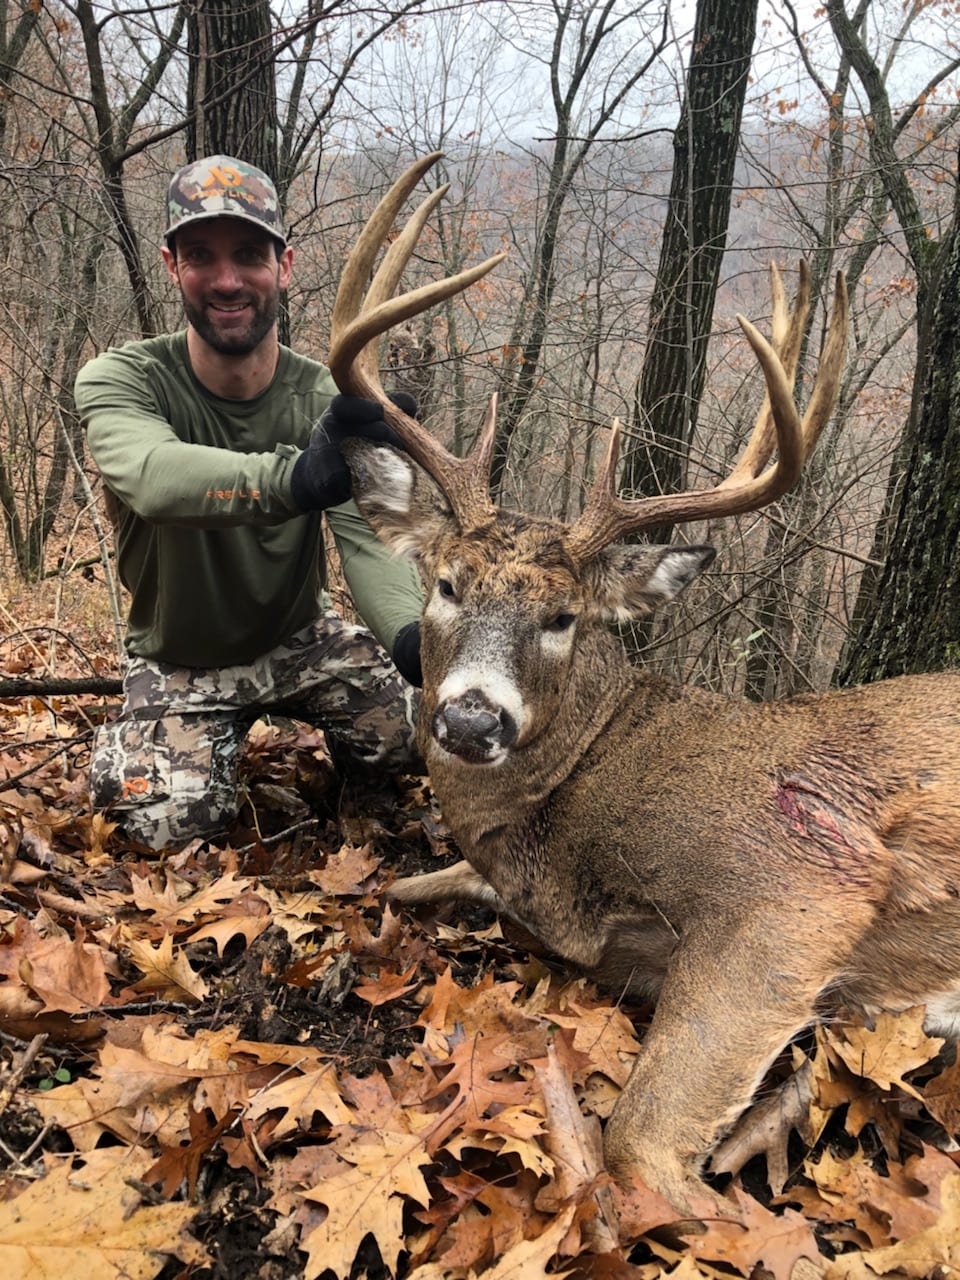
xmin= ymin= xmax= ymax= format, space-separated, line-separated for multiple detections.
xmin=3 ymin=569 xmax=960 ymax=1280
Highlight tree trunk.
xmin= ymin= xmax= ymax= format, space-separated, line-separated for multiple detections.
xmin=620 ymin=0 xmax=758 ymax=548
xmin=839 ymin=154 xmax=960 ymax=684
xmin=187 ymin=0 xmax=278 ymax=167
xmin=186 ymin=0 xmax=287 ymax=341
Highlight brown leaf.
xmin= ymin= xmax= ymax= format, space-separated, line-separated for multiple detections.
xmin=824 ymin=1168 xmax=960 ymax=1279
xmin=0 ymin=916 xmax=113 ymax=1013
xmin=682 ymin=1186 xmax=822 ymax=1280
xmin=921 ymin=1054 xmax=960 ymax=1133
xmin=300 ymin=1128 xmax=432 ymax=1280
xmin=0 ymin=1146 xmax=207 ymax=1277
xmin=124 ymin=931 xmax=209 ymax=1003
xmin=352 ymin=962 xmax=420 ymax=1007
xmin=146 ymin=1107 xmax=234 ymax=1199
xmin=246 ymin=1063 xmax=353 ymax=1139
xmin=533 ymin=1036 xmax=619 ymax=1253
xmin=825 ymin=1008 xmax=944 ymax=1098
xmin=307 ymin=841 xmax=381 ymax=895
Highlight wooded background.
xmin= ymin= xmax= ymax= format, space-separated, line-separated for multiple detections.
xmin=1 ymin=0 xmax=958 ymax=697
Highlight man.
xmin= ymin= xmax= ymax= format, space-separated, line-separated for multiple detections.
xmin=76 ymin=155 xmax=424 ymax=851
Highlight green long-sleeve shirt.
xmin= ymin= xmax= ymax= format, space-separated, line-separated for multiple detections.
xmin=76 ymin=331 xmax=422 ymax=668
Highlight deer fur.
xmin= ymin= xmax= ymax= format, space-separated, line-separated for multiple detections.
xmin=345 ymin=436 xmax=960 ymax=1211
xmin=327 ymin=153 xmax=960 ymax=1215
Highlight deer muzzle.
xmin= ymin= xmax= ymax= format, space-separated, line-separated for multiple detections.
xmin=431 ymin=688 xmax=518 ymax=764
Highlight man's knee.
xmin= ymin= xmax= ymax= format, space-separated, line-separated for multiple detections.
xmin=89 ymin=713 xmax=240 ymax=851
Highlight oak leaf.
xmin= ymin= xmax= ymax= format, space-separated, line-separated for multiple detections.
xmin=124 ymin=931 xmax=209 ymax=1002
xmin=824 ymin=1007 xmax=944 ymax=1098
xmin=682 ymin=1186 xmax=822 ymax=1280
xmin=0 ymin=1146 xmax=207 ymax=1279
xmin=921 ymin=1053 xmax=960 ymax=1133
xmin=300 ymin=1128 xmax=432 ymax=1279
xmin=824 ymin=1168 xmax=960 ymax=1279
xmin=307 ymin=841 xmax=381 ymax=895
xmin=533 ymin=1036 xmax=619 ymax=1254
xmin=0 ymin=916 xmax=112 ymax=1012
xmin=245 ymin=1063 xmax=353 ymax=1139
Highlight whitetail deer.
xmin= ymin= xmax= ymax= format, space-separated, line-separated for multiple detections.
xmin=327 ymin=153 xmax=960 ymax=1214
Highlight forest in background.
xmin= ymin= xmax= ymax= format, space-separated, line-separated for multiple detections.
xmin=1 ymin=0 xmax=957 ymax=700
xmin=2 ymin=5 xmax=960 ymax=1278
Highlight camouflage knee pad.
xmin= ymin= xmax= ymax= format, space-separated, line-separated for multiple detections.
xmin=89 ymin=712 xmax=244 ymax=851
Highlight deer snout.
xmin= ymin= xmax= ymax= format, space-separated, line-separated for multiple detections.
xmin=432 ymin=689 xmax=518 ymax=764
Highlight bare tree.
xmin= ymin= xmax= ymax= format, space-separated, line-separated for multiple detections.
xmin=621 ymin=0 xmax=759 ymax=546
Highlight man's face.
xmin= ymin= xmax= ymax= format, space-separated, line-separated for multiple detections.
xmin=162 ymin=218 xmax=293 ymax=356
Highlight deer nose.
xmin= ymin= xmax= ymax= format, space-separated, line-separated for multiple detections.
xmin=432 ymin=689 xmax=518 ymax=762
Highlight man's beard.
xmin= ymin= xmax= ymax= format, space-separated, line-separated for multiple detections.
xmin=182 ymin=286 xmax=279 ymax=355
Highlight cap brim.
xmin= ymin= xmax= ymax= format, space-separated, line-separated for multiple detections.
xmin=165 ymin=208 xmax=286 ymax=248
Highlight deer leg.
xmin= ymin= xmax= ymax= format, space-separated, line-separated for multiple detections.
xmin=388 ymin=858 xmax=504 ymax=910
xmin=602 ymin=924 xmax=829 ymax=1214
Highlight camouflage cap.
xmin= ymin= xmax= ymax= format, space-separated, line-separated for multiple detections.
xmin=165 ymin=155 xmax=286 ymax=247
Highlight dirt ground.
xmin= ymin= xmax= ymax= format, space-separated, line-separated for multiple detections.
xmin=4 ymin=604 xmax=960 ymax=1279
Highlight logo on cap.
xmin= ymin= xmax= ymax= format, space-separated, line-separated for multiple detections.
xmin=165 ymin=155 xmax=286 ymax=247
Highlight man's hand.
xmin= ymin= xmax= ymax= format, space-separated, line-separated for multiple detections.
xmin=290 ymin=392 xmax=417 ymax=512
xmin=391 ymin=620 xmax=423 ymax=687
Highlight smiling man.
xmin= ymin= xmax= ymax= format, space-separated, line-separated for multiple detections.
xmin=75 ymin=156 xmax=424 ymax=851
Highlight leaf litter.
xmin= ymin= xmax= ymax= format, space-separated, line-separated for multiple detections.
xmin=3 ymin=646 xmax=960 ymax=1277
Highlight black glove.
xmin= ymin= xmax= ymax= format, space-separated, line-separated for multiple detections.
xmin=391 ymin=620 xmax=423 ymax=687
xmin=289 ymin=392 xmax=417 ymax=512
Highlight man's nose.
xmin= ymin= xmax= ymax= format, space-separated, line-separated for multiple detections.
xmin=209 ymin=257 xmax=244 ymax=291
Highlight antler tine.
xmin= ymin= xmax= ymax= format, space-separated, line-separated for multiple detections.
xmin=721 ymin=261 xmax=810 ymax=489
xmin=327 ymin=152 xmax=507 ymax=529
xmin=796 ymin=270 xmax=849 ymax=461
xmin=567 ymin=263 xmax=848 ymax=563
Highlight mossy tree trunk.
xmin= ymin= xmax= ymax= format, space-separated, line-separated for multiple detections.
xmin=838 ymin=155 xmax=960 ymax=683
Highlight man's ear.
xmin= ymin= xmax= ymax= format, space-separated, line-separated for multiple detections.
xmin=278 ymin=246 xmax=293 ymax=290
xmin=161 ymin=244 xmax=179 ymax=287
xmin=580 ymin=544 xmax=716 ymax=621
xmin=342 ymin=439 xmax=457 ymax=560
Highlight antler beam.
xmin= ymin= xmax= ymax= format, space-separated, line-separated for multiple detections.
xmin=565 ymin=267 xmax=849 ymax=561
xmin=328 ymin=151 xmax=507 ymax=530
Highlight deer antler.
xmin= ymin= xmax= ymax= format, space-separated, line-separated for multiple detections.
xmin=563 ymin=265 xmax=848 ymax=560
xmin=327 ymin=151 xmax=507 ymax=530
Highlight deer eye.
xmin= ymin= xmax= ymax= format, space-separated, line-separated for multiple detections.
xmin=437 ymin=578 xmax=457 ymax=601
xmin=546 ymin=611 xmax=577 ymax=633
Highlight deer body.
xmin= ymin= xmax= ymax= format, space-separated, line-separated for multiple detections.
xmin=326 ymin=153 xmax=960 ymax=1212
xmin=348 ymin=457 xmax=960 ymax=1208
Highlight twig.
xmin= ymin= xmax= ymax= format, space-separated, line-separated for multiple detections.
xmin=0 ymin=677 xmax=122 ymax=697
xmin=124 ymin=1177 xmax=168 ymax=1206
xmin=35 ymin=889 xmax=107 ymax=922
xmin=0 ymin=1032 xmax=49 ymax=1122
xmin=0 ymin=736 xmax=92 ymax=787
xmin=234 ymin=817 xmax=323 ymax=854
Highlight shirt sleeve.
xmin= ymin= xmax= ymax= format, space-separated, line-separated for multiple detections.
xmin=76 ymin=350 xmax=302 ymax=527
xmin=326 ymin=500 xmax=423 ymax=653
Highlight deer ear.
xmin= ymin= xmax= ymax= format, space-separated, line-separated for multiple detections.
xmin=343 ymin=439 xmax=455 ymax=557
xmin=583 ymin=544 xmax=716 ymax=621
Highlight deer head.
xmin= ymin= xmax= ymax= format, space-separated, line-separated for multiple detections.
xmin=328 ymin=153 xmax=849 ymax=769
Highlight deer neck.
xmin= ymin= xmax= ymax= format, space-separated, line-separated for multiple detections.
xmin=422 ymin=629 xmax=649 ymax=855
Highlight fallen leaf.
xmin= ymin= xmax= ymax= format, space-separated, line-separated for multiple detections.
xmin=300 ymin=1128 xmax=432 ymax=1279
xmin=0 ymin=1146 xmax=207 ymax=1278
xmin=124 ymin=931 xmax=209 ymax=1002
xmin=825 ymin=1007 xmax=944 ymax=1098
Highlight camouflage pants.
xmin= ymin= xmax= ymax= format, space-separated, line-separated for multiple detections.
xmin=89 ymin=612 xmax=419 ymax=851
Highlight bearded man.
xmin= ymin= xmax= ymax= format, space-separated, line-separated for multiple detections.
xmin=75 ymin=155 xmax=423 ymax=851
